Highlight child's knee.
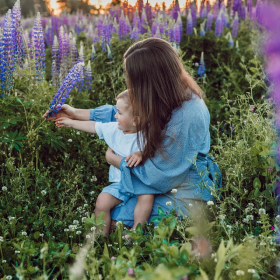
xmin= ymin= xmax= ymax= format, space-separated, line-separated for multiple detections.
xmin=138 ymin=194 xmax=154 ymax=203
xmin=95 ymin=193 xmax=111 ymax=212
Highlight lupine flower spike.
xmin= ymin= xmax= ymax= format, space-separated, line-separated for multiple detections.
xmin=130 ymin=21 xmax=139 ymax=41
xmin=0 ymin=10 xmax=16 ymax=92
xmin=51 ymin=35 xmax=60 ymax=87
xmin=197 ymin=52 xmax=206 ymax=78
xmin=107 ymin=44 xmax=113 ymax=59
xmin=215 ymin=11 xmax=223 ymax=37
xmin=228 ymin=32 xmax=234 ymax=48
xmin=32 ymin=12 xmax=45 ymax=82
xmin=186 ymin=9 xmax=193 ymax=35
xmin=48 ymin=62 xmax=85 ymax=118
xmin=232 ymin=12 xmax=239 ymax=38
xmin=206 ymin=12 xmax=213 ymax=32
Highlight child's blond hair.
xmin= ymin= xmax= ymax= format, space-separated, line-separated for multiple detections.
xmin=116 ymin=90 xmax=132 ymax=111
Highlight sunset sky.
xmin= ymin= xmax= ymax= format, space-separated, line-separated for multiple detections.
xmin=49 ymin=0 xmax=217 ymax=13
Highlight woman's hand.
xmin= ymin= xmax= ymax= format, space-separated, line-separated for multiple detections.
xmin=43 ymin=104 xmax=76 ymax=121
xmin=55 ymin=117 xmax=73 ymax=128
xmin=105 ymin=147 xmax=122 ymax=169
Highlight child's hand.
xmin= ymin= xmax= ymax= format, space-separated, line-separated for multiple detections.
xmin=125 ymin=151 xmax=142 ymax=167
xmin=55 ymin=117 xmax=73 ymax=128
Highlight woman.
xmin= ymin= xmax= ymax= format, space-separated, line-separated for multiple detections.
xmin=44 ymin=38 xmax=221 ymax=229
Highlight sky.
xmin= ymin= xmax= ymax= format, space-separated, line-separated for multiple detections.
xmin=49 ymin=0 xmax=217 ymax=12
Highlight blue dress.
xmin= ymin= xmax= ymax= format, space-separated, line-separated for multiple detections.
xmin=90 ymin=95 xmax=222 ymax=227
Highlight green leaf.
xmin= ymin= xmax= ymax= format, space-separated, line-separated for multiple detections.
xmin=253 ymin=178 xmax=261 ymax=189
xmin=34 ymin=231 xmax=41 ymax=240
xmin=157 ymin=207 xmax=165 ymax=218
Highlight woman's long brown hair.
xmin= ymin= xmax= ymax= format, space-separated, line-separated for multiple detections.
xmin=124 ymin=38 xmax=202 ymax=163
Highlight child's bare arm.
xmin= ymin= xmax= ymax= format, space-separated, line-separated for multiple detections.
xmin=55 ymin=117 xmax=96 ymax=134
xmin=125 ymin=151 xmax=142 ymax=167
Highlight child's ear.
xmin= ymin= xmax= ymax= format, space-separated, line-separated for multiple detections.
xmin=133 ymin=116 xmax=140 ymax=127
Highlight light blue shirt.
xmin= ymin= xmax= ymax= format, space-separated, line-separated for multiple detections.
xmin=90 ymin=95 xmax=221 ymax=226
xmin=95 ymin=122 xmax=140 ymax=182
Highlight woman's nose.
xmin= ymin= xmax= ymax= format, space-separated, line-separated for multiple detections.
xmin=114 ymin=113 xmax=118 ymax=119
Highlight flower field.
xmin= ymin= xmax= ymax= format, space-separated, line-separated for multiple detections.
xmin=0 ymin=0 xmax=280 ymax=279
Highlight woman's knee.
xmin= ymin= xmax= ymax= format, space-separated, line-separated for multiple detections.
xmin=137 ymin=194 xmax=154 ymax=203
xmin=95 ymin=193 xmax=112 ymax=212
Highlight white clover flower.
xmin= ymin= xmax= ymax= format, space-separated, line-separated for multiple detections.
xmin=73 ymin=220 xmax=79 ymax=225
xmin=77 ymin=206 xmax=82 ymax=211
xmin=8 ymin=217 xmax=15 ymax=221
xmin=0 ymin=236 xmax=3 ymax=242
xmin=89 ymin=191 xmax=95 ymax=195
xmin=207 ymin=201 xmax=214 ymax=206
xmin=76 ymin=231 xmax=82 ymax=235
xmin=82 ymin=217 xmax=86 ymax=223
xmin=68 ymin=139 xmax=73 ymax=142
xmin=243 ymin=218 xmax=249 ymax=223
xmin=232 ymin=208 xmax=236 ymax=212
xmin=214 ymin=258 xmax=217 ymax=262
xmin=188 ymin=203 xmax=193 ymax=207
xmin=41 ymin=190 xmax=47 ymax=196
xmin=276 ymin=215 xmax=280 ymax=220
xmin=260 ymin=241 xmax=266 ymax=246
xmin=226 ymin=225 xmax=232 ymax=228
xmin=259 ymin=208 xmax=266 ymax=215
xmin=15 ymin=250 xmax=20 ymax=254
xmin=219 ymin=215 xmax=226 ymax=221
xmin=116 ymin=221 xmax=122 ymax=227
xmin=166 ymin=201 xmax=172 ymax=206
xmin=171 ymin=189 xmax=177 ymax=194
xmin=6 ymin=276 xmax=12 ymax=280
xmin=21 ymin=231 xmax=27 ymax=236
xmin=236 ymin=270 xmax=245 ymax=276
xmin=69 ymin=225 xmax=77 ymax=231
xmin=90 ymin=176 xmax=97 ymax=182
xmin=247 ymin=203 xmax=254 ymax=208
xmin=246 ymin=215 xmax=254 ymax=221
xmin=248 ymin=269 xmax=255 ymax=273
xmin=2 ymin=260 xmax=6 ymax=263
xmin=90 ymin=226 xmax=96 ymax=231
xmin=39 ymin=233 xmax=44 ymax=237
xmin=76 ymin=132 xmax=80 ymax=135
xmin=64 ymin=228 xmax=69 ymax=232
xmin=2 ymin=186 xmax=7 ymax=191
xmin=211 ymin=253 xmax=216 ymax=258
xmin=84 ymin=204 xmax=88 ymax=208
xmin=86 ymin=235 xmax=91 ymax=239
xmin=108 ymin=244 xmax=112 ymax=247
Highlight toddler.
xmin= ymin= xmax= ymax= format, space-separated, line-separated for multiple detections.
xmin=55 ymin=90 xmax=154 ymax=236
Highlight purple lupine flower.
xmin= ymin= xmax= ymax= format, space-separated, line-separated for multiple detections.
xmin=186 ymin=9 xmax=193 ymax=35
xmin=201 ymin=5 xmax=207 ymax=18
xmin=45 ymin=23 xmax=54 ymax=47
xmin=141 ymin=9 xmax=148 ymax=34
xmin=215 ymin=11 xmax=223 ymax=37
xmin=232 ymin=12 xmax=239 ymax=38
xmin=240 ymin=5 xmax=246 ymax=20
xmin=0 ymin=10 xmax=16 ymax=92
xmin=197 ymin=52 xmax=205 ymax=77
xmin=33 ymin=12 xmax=45 ymax=82
xmin=212 ymin=1 xmax=219 ymax=20
xmin=172 ymin=0 xmax=180 ymax=21
xmin=85 ymin=61 xmax=92 ymax=91
xmin=130 ymin=21 xmax=139 ymax=41
xmin=125 ymin=15 xmax=131 ymax=34
xmin=51 ymin=35 xmax=60 ymax=87
xmin=97 ymin=18 xmax=103 ymax=36
xmin=101 ymin=17 xmax=112 ymax=52
xmin=11 ymin=0 xmax=24 ymax=65
xmin=138 ymin=0 xmax=144 ymax=17
xmin=91 ymin=44 xmax=97 ymax=61
xmin=145 ymin=0 xmax=153 ymax=24
xmin=185 ymin=0 xmax=191 ymax=15
xmin=199 ymin=24 xmax=205 ymax=37
xmin=48 ymin=62 xmax=85 ymax=117
xmin=92 ymin=28 xmax=99 ymax=45
xmin=206 ymin=11 xmax=213 ymax=31
xmin=177 ymin=12 xmax=182 ymax=38
xmin=190 ymin=2 xmax=197 ymax=27
xmin=223 ymin=10 xmax=230 ymax=27
xmin=118 ymin=11 xmax=126 ymax=40
xmin=69 ymin=33 xmax=77 ymax=66
xmin=169 ymin=23 xmax=175 ymax=43
xmin=247 ymin=0 xmax=252 ymax=18
xmin=206 ymin=0 xmax=211 ymax=13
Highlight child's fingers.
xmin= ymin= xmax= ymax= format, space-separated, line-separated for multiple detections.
xmin=125 ymin=155 xmax=132 ymax=162
xmin=134 ymin=159 xmax=141 ymax=167
xmin=129 ymin=158 xmax=137 ymax=167
xmin=126 ymin=157 xmax=135 ymax=166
